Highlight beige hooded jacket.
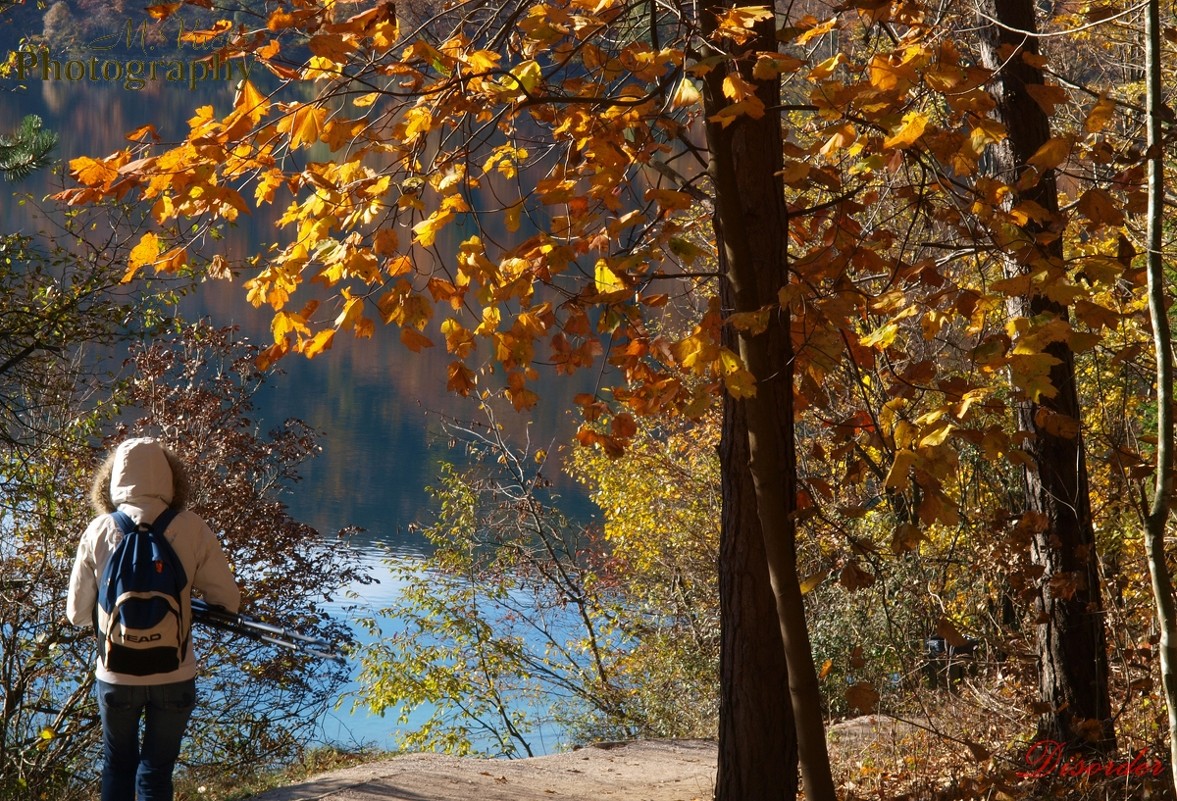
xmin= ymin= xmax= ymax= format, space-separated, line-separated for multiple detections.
xmin=67 ymin=437 xmax=241 ymax=685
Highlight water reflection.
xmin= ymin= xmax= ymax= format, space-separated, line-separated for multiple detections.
xmin=0 ymin=79 xmax=594 ymax=544
xmin=0 ymin=80 xmax=597 ymax=753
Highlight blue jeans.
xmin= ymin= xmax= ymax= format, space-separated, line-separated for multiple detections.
xmin=96 ymin=678 xmax=197 ymax=801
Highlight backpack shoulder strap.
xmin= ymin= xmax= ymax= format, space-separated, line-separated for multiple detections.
xmin=109 ymin=509 xmax=136 ymax=535
xmin=151 ymin=508 xmax=180 ymax=536
xmin=108 ymin=508 xmax=179 ymax=536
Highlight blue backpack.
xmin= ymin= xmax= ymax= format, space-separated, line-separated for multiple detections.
xmin=96 ymin=509 xmax=189 ymax=676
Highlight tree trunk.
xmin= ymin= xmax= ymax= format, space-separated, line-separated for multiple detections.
xmin=717 ymin=382 xmax=797 ymax=800
xmin=1141 ymin=0 xmax=1177 ymax=790
xmin=703 ymin=3 xmax=835 ymax=799
xmin=976 ymin=0 xmax=1113 ymax=750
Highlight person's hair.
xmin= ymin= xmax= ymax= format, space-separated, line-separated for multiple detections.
xmin=89 ymin=441 xmax=191 ymax=513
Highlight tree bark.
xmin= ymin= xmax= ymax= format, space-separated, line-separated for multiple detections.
xmin=1141 ymin=0 xmax=1177 ymax=790
xmin=702 ymin=3 xmax=835 ymax=799
xmin=976 ymin=0 xmax=1113 ymax=750
xmin=717 ymin=382 xmax=797 ymax=800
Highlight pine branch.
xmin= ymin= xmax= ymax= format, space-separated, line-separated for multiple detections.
xmin=0 ymin=115 xmax=58 ymax=182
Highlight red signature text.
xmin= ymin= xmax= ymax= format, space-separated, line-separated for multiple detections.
xmin=1020 ymin=739 xmax=1165 ymax=779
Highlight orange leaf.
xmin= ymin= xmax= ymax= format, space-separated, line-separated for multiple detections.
xmin=1034 ymin=407 xmax=1080 ymax=439
xmin=1025 ymin=83 xmax=1067 ymax=115
xmin=125 ymin=124 xmax=159 ymax=143
xmin=308 ymin=33 xmax=357 ymax=63
xmin=400 ymin=327 xmax=434 ymax=352
xmin=280 ymin=105 xmax=328 ymax=149
xmin=70 ymin=155 xmax=119 ymax=188
xmin=146 ymin=2 xmax=182 ymax=19
xmin=234 ymin=80 xmax=269 ymax=125
xmin=447 ymin=361 xmax=476 ymax=395
xmin=179 ymin=19 xmax=231 ymax=44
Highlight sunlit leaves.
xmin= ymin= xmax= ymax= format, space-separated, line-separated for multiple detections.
xmin=883 ymin=110 xmax=929 ymax=150
xmin=277 ymin=104 xmax=329 ymax=150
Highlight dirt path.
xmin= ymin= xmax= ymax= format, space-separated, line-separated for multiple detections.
xmin=245 ymin=740 xmax=717 ymax=801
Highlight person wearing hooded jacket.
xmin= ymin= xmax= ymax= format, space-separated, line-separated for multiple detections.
xmin=67 ymin=437 xmax=240 ymax=801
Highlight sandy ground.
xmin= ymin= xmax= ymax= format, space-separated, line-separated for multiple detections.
xmin=246 ymin=739 xmax=719 ymax=801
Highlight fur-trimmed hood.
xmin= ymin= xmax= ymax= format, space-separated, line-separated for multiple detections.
xmin=89 ymin=437 xmax=190 ymax=514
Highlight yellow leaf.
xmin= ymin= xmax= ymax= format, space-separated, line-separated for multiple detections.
xmin=505 ymin=201 xmax=523 ymax=233
xmin=715 ymin=5 xmax=775 ymax=42
xmin=794 ymin=15 xmax=837 ymax=45
xmin=722 ymin=73 xmax=757 ymax=101
xmin=807 ymin=52 xmax=846 ymax=81
xmin=308 ymin=32 xmax=356 ymax=63
xmin=1027 ymin=136 xmax=1072 ymax=171
xmin=334 ymin=294 xmax=365 ymax=331
xmin=752 ymin=53 xmax=805 ymax=80
xmin=869 ymin=52 xmax=917 ymax=92
xmin=883 ymin=110 xmax=928 ymax=150
xmin=594 ymin=259 xmax=626 ymax=297
xmin=800 ymin=569 xmax=829 ymax=595
xmin=709 ymin=98 xmax=766 ymax=128
xmin=1085 ymin=94 xmax=1116 ymax=133
xmin=884 ymin=449 xmax=916 ymax=491
xmin=254 ymin=169 xmax=285 ymax=205
xmin=671 ymin=77 xmax=701 ymax=108
xmin=890 ymin=523 xmax=925 ymax=555
xmin=719 ymin=349 xmax=757 ymax=399
xmin=303 ymin=328 xmax=335 ymax=358
xmin=466 ymin=49 xmax=501 ymax=73
xmin=919 ymin=423 xmax=954 ymax=448
xmin=123 ymin=232 xmax=161 ymax=282
xmin=860 ymin=321 xmax=899 ymax=349
xmin=157 ymin=246 xmax=188 ymax=273
xmin=509 ymin=59 xmax=543 ymax=94
xmin=412 ymin=209 xmax=454 ymax=247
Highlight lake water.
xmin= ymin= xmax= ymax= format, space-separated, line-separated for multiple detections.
xmin=0 ymin=71 xmax=595 ymax=756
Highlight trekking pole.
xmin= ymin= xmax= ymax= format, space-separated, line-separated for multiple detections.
xmin=191 ymin=599 xmax=346 ymax=664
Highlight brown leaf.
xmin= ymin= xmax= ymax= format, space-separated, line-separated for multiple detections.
xmin=890 ymin=522 xmax=925 ymax=554
xmin=936 ymin=616 xmax=969 ymax=649
xmin=846 ymin=681 xmax=879 ymax=714
xmin=1033 ymin=407 xmax=1080 ymax=439
xmin=839 ymin=561 xmax=876 ymax=591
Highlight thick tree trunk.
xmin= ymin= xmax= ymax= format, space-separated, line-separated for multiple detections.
xmin=703 ymin=3 xmax=835 ymax=799
xmin=717 ymin=384 xmax=797 ymax=800
xmin=976 ymin=0 xmax=1113 ymax=749
xmin=1141 ymin=0 xmax=1177 ymax=791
